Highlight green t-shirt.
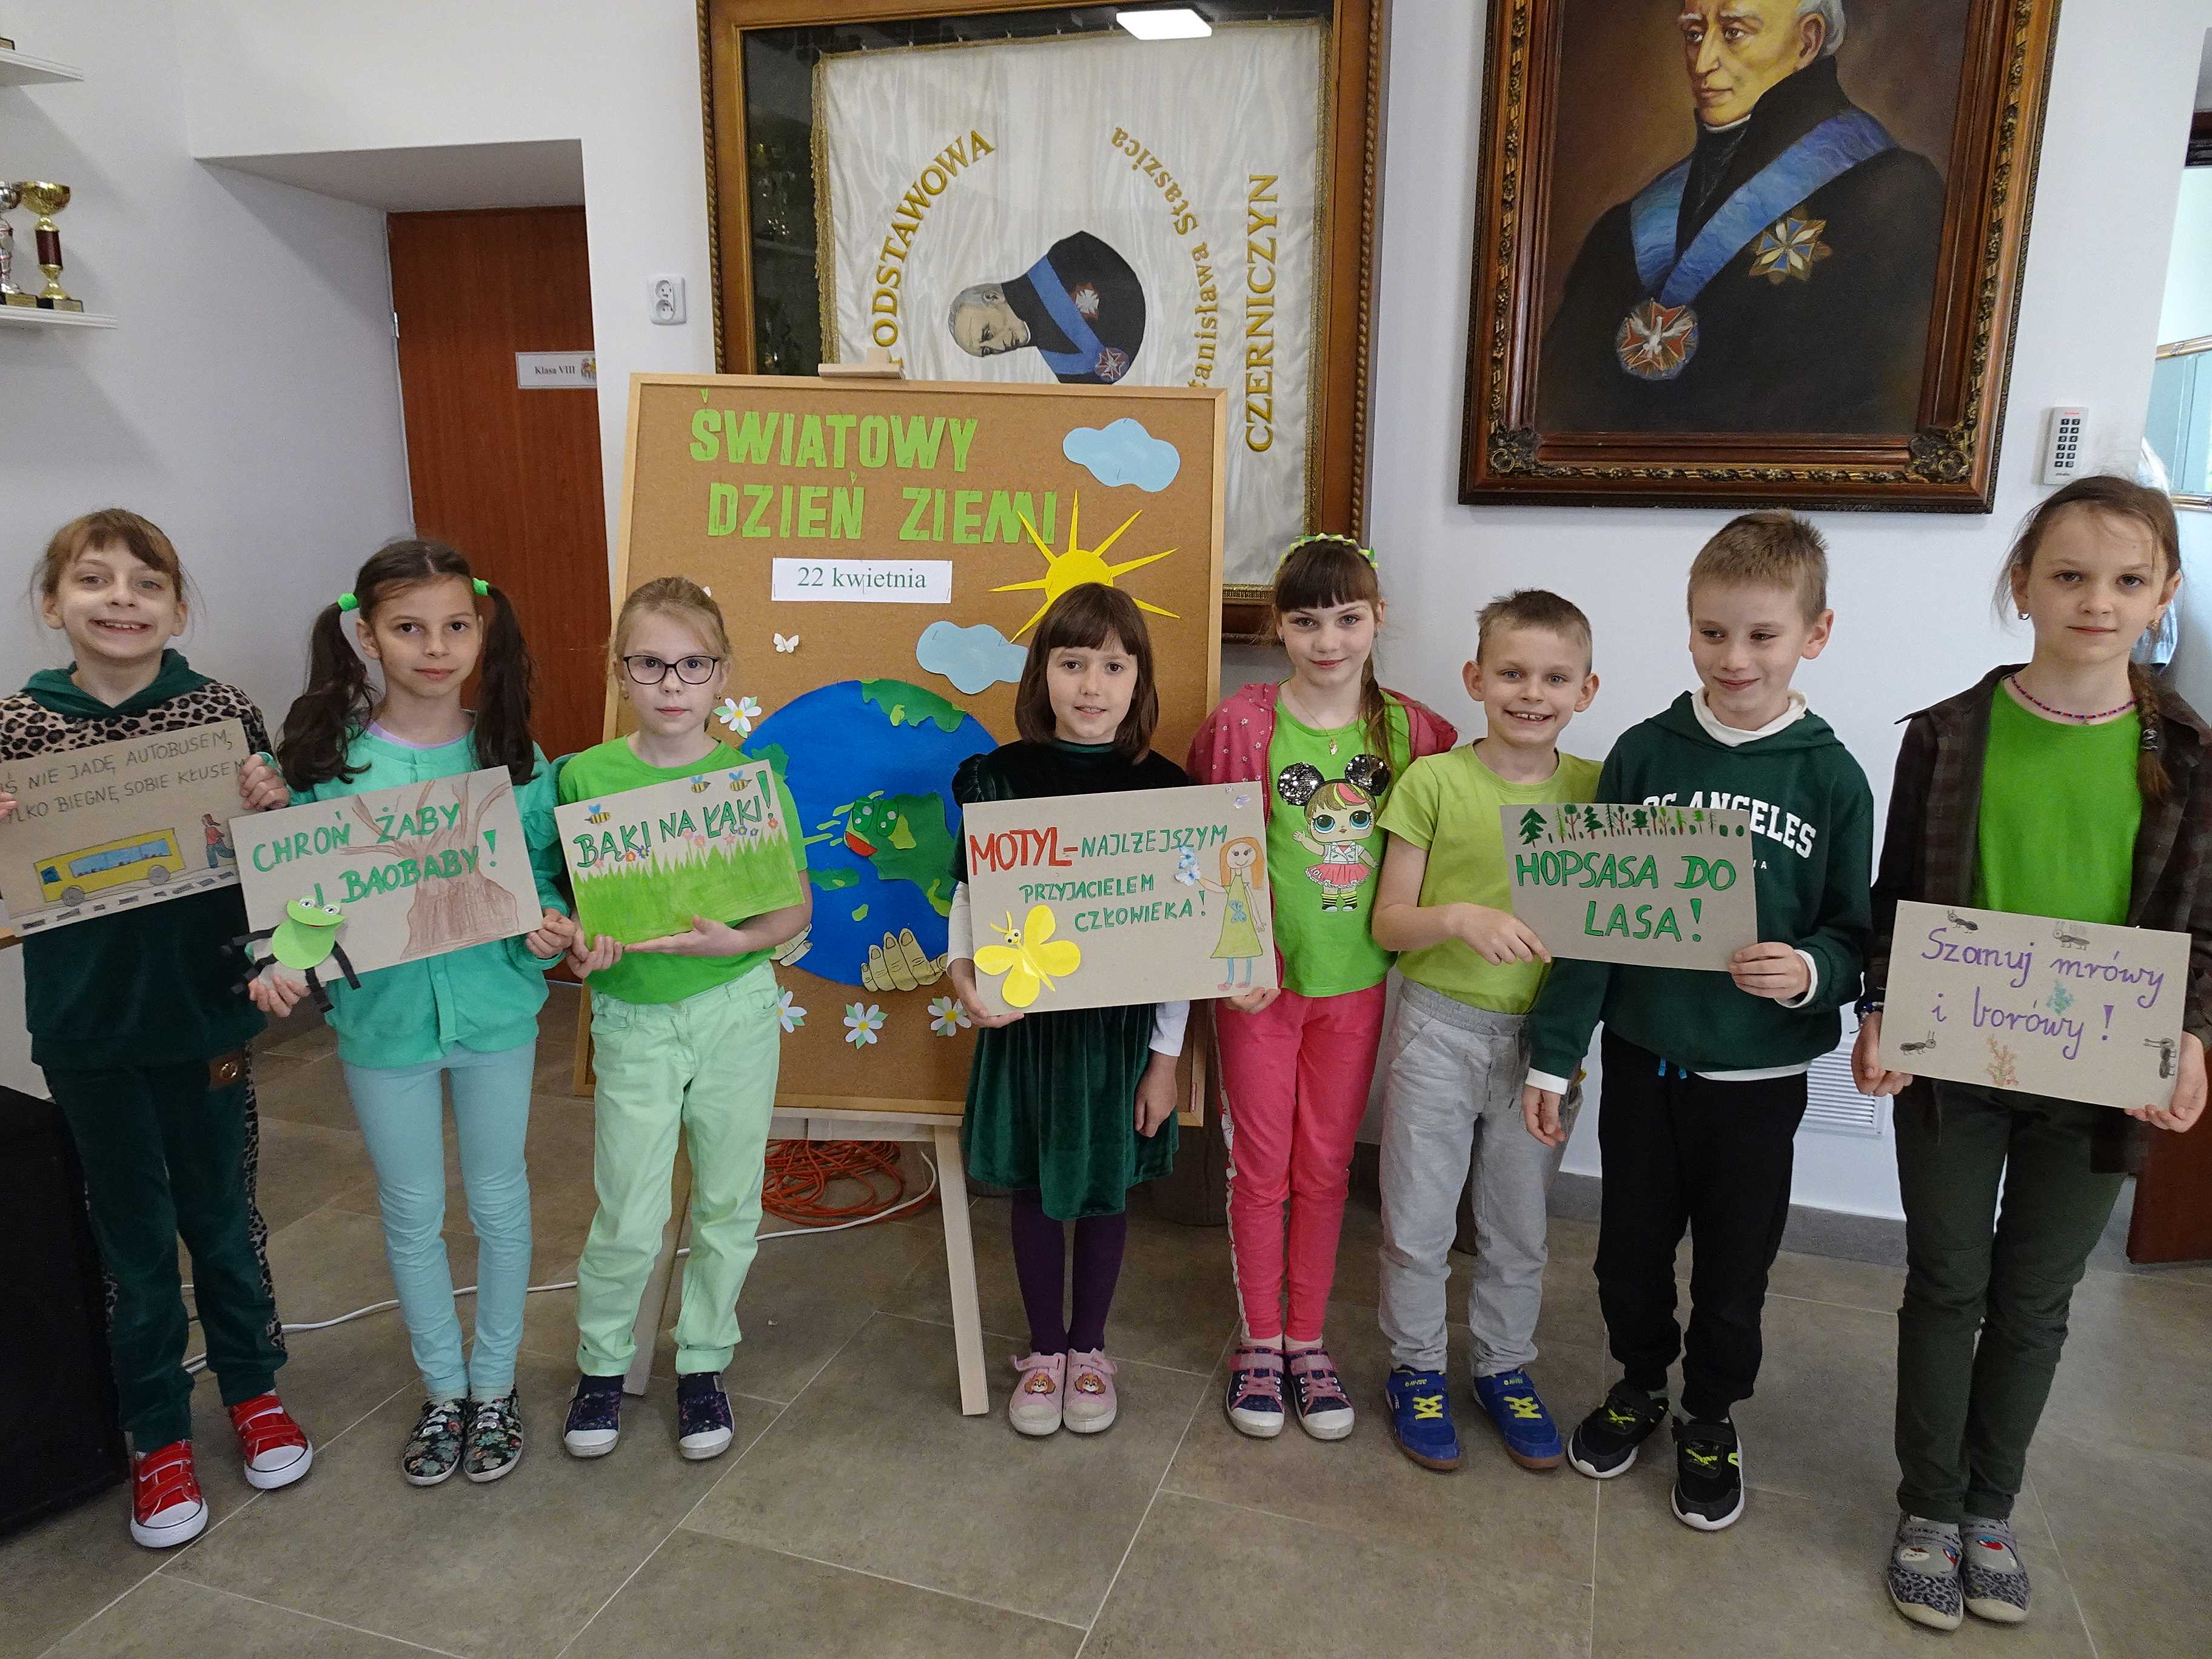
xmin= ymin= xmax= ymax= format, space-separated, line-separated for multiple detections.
xmin=557 ymin=736 xmax=808 ymax=1005
xmin=1972 ymin=688 xmax=2140 ymax=925
xmin=1265 ymin=703 xmax=1405 ymax=996
xmin=1379 ymin=743 xmax=1602 ymax=1014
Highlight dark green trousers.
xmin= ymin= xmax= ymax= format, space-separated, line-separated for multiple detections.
xmin=1894 ymin=1080 xmax=2122 ymax=1523
xmin=46 ymin=1056 xmax=284 ymax=1450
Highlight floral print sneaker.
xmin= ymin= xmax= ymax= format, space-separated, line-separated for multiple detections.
xmin=402 ymin=1396 xmax=468 ymax=1487
xmin=463 ymin=1390 xmax=525 ymax=1483
xmin=1064 ymin=1349 xmax=1118 ymax=1435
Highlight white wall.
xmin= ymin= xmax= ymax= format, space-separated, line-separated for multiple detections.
xmin=0 ymin=1 xmax=412 ymax=1096
xmin=2162 ymin=167 xmax=2212 ymax=346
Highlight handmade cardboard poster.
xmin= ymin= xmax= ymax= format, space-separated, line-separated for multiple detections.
xmin=234 ymin=769 xmax=537 ymax=976
xmin=1879 ymin=900 xmax=2191 ymax=1110
xmin=1501 ymin=803 xmax=1760 ymax=970
xmin=557 ymin=762 xmax=805 ymax=945
xmin=0 ymin=719 xmax=252 ymax=936
xmin=960 ymin=783 xmax=1273 ymax=1017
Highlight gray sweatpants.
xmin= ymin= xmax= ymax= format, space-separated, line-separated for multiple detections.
xmin=1377 ymin=979 xmax=1582 ymax=1376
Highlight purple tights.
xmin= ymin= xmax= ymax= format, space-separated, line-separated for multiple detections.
xmin=1009 ymin=1189 xmax=1128 ymax=1355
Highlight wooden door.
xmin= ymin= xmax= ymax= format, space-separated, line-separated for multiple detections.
xmin=387 ymin=207 xmax=611 ymax=760
xmin=2128 ymin=1118 xmax=2212 ymax=1262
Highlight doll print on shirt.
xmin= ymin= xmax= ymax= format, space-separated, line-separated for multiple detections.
xmin=1276 ymin=753 xmax=1389 ymax=914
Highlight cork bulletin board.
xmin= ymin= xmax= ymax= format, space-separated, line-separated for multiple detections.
xmin=604 ymin=372 xmax=1225 ymax=1114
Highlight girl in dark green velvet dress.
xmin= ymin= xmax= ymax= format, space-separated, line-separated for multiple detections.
xmin=946 ymin=584 xmax=1189 ymax=1438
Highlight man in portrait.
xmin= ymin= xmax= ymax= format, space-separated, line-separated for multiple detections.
xmin=1538 ymin=0 xmax=1946 ymax=434
xmin=947 ymin=229 xmax=1147 ymax=385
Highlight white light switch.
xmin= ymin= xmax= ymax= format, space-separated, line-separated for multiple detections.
xmin=649 ymin=275 xmax=686 ymax=326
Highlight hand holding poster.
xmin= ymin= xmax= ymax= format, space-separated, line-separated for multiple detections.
xmin=1879 ymin=900 xmax=2191 ymax=1110
xmin=960 ymin=783 xmax=1273 ymax=1017
xmin=1500 ymin=803 xmax=1760 ymax=970
xmin=0 ymin=720 xmax=252 ymax=934
xmin=555 ymin=762 xmax=805 ymax=945
xmin=234 ymin=769 xmax=538 ymax=977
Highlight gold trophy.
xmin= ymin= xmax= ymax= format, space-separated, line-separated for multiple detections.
xmin=11 ymin=182 xmax=79 ymax=311
xmin=0 ymin=183 xmax=21 ymax=300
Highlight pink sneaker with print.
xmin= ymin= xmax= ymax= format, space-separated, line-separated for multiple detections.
xmin=1009 ymin=1351 xmax=1065 ymax=1436
xmin=1064 ymin=1349 xmax=1118 ymax=1434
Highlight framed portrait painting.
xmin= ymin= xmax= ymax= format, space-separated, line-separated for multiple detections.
xmin=1459 ymin=0 xmax=2062 ymax=511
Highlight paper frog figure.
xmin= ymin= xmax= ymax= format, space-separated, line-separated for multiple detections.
xmin=233 ymin=894 xmax=363 ymax=1013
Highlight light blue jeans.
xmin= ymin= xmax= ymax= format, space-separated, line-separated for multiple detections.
xmin=343 ymin=1041 xmax=535 ymax=1400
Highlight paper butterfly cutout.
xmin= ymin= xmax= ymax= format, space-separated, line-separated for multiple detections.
xmin=774 ymin=633 xmax=799 ymax=654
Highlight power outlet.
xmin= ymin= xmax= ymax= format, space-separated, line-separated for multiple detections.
xmin=649 ymin=275 xmax=686 ymax=326
xmin=2040 ymin=406 xmax=2086 ymax=486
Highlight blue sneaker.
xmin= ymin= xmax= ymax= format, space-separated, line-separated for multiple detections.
xmin=675 ymin=1371 xmax=735 ymax=1461
xmin=562 ymin=1373 xmax=624 ymax=1459
xmin=1383 ymin=1367 xmax=1461 ymax=1471
xmin=1473 ymin=1369 xmax=1564 ymax=1470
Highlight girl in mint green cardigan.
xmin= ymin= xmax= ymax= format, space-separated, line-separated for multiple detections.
xmin=243 ymin=540 xmax=573 ymax=1489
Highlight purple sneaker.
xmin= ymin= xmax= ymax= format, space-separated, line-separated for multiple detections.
xmin=1287 ymin=1346 xmax=1356 ymax=1441
xmin=1225 ymin=1344 xmax=1286 ymax=1439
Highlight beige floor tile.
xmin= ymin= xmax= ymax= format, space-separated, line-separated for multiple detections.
xmin=889 ymin=1192 xmax=1239 ymax=1375
xmin=1085 ymin=1490 xmax=1590 ymax=1658
xmin=1720 ymin=1292 xmax=1897 ymax=1506
xmin=683 ymin=1311 xmax=1208 ymax=1627
xmin=0 ymin=1489 xmax=158 ymax=1659
xmin=2037 ymin=1270 xmax=2212 ymax=1461
xmin=1763 ymin=1249 xmax=1906 ymax=1316
xmin=246 ymin=1115 xmax=380 ymax=1235
xmin=2030 ymin=1429 xmax=2212 ymax=1658
xmin=1592 ymin=1485 xmax=2093 ymax=1658
xmin=260 ymin=1024 xmax=341 ymax=1064
xmin=166 ymin=1350 xmax=765 ymax=1659
xmin=1165 ymin=1305 xmax=1601 ymax=1582
xmin=565 ymin=1526 xmax=1084 ymax=1658
xmin=252 ymin=1052 xmax=363 ymax=1134
xmin=43 ymin=1575 xmax=440 ymax=1657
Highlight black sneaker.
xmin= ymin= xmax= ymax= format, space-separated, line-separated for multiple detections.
xmin=676 ymin=1370 xmax=735 ymax=1461
xmin=1671 ymin=1415 xmax=1745 ymax=1531
xmin=563 ymin=1373 xmax=625 ymax=1458
xmin=1566 ymin=1380 xmax=1668 ymax=1480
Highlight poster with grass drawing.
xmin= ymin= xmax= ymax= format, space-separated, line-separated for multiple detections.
xmin=960 ymin=783 xmax=1272 ymax=1017
xmin=1879 ymin=900 xmax=2191 ymax=1110
xmin=557 ymin=762 xmax=805 ymax=945
xmin=234 ymin=768 xmax=537 ymax=975
xmin=0 ymin=720 xmax=253 ymax=936
xmin=1501 ymin=803 xmax=1759 ymax=971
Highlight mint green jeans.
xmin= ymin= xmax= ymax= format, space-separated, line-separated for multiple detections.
xmin=576 ymin=964 xmax=782 ymax=1376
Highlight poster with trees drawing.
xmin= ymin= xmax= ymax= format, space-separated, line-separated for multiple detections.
xmin=234 ymin=769 xmax=538 ymax=974
xmin=557 ymin=761 xmax=805 ymax=945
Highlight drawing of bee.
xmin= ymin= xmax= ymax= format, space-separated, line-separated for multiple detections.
xmin=690 ymin=775 xmax=712 ymax=793
xmin=586 ymin=803 xmax=611 ymax=825
xmin=974 ymin=905 xmax=1082 ymax=1009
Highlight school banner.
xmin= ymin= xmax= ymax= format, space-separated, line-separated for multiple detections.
xmin=234 ymin=769 xmax=537 ymax=976
xmin=818 ymin=22 xmax=1321 ymax=587
xmin=960 ymin=783 xmax=1273 ymax=1017
xmin=0 ymin=720 xmax=251 ymax=935
xmin=1879 ymin=900 xmax=2191 ymax=1110
xmin=556 ymin=762 xmax=805 ymax=945
xmin=1500 ymin=803 xmax=1760 ymax=971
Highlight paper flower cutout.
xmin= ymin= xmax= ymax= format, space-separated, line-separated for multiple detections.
xmin=843 ymin=1001 xmax=885 ymax=1047
xmin=715 ymin=695 xmax=763 ymax=736
xmin=928 ymin=995 xmax=971 ymax=1037
xmin=778 ymin=988 xmax=806 ymax=1032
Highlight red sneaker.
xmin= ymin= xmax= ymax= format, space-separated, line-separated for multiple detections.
xmin=229 ymin=1392 xmax=313 ymax=1490
xmin=130 ymin=1439 xmax=209 ymax=1549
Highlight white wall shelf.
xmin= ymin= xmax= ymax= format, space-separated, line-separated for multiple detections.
xmin=0 ymin=306 xmax=116 ymax=329
xmin=0 ymin=48 xmax=85 ymax=87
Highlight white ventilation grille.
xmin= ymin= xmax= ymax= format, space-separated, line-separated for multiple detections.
xmin=1801 ymin=1026 xmax=1884 ymax=1137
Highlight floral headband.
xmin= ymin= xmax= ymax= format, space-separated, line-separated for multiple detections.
xmin=337 ymin=577 xmax=489 ymax=612
xmin=1279 ymin=532 xmax=1379 ymax=570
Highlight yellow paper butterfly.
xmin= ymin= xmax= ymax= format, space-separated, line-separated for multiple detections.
xmin=974 ymin=905 xmax=1081 ymax=1009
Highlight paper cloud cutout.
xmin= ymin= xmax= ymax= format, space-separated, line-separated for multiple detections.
xmin=916 ymin=620 xmax=1028 ymax=694
xmin=1063 ymin=418 xmax=1181 ymax=492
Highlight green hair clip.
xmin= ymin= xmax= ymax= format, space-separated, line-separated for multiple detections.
xmin=335 ymin=592 xmax=359 ymax=613
xmin=1279 ymin=533 xmax=1379 ymax=570
xmin=472 ymin=577 xmax=490 ymax=596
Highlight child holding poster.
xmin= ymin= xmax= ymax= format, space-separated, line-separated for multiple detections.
xmin=242 ymin=540 xmax=574 ymax=1489
xmin=1367 ymin=589 xmax=1595 ymax=1473
xmin=557 ymin=577 xmax=810 ymax=1463
xmin=947 ymin=582 xmax=1189 ymax=1438
xmin=1519 ymin=513 xmax=1873 ymax=1534
xmin=1185 ymin=534 xmax=1456 ymax=1442
xmin=1854 ymin=476 xmax=2210 ymax=1631
xmin=1 ymin=509 xmax=311 ymax=1549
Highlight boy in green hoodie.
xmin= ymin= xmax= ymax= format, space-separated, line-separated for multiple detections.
xmin=1519 ymin=511 xmax=1872 ymax=1533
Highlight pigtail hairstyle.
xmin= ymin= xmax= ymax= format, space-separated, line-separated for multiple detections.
xmin=1993 ymin=475 xmax=2181 ymax=803
xmin=279 ymin=538 xmax=538 ymax=791
xmin=1013 ymin=582 xmax=1159 ymax=763
xmin=1271 ymin=534 xmax=1390 ymax=762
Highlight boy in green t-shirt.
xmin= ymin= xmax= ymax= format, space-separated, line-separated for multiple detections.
xmin=1370 ymin=590 xmax=1600 ymax=1475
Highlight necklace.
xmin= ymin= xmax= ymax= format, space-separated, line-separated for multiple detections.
xmin=1279 ymin=683 xmax=1358 ymax=755
xmin=2006 ymin=673 xmax=2134 ymax=724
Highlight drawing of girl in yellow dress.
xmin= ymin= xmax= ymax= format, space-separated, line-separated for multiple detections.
xmin=1202 ymin=837 xmax=1269 ymax=990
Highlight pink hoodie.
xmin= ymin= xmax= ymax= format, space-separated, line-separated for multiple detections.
xmin=1184 ymin=679 xmax=1460 ymax=805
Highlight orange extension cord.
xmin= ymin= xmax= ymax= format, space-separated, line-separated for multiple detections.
xmin=762 ymin=1139 xmax=930 ymax=1224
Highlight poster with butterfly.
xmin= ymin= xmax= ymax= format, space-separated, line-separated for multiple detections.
xmin=959 ymin=782 xmax=1272 ymax=1017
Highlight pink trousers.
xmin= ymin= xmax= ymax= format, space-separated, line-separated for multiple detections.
xmin=1215 ymin=982 xmax=1389 ymax=1344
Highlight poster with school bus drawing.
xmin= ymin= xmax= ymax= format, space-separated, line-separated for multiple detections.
xmin=0 ymin=720 xmax=253 ymax=936
xmin=959 ymin=783 xmax=1272 ymax=1018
